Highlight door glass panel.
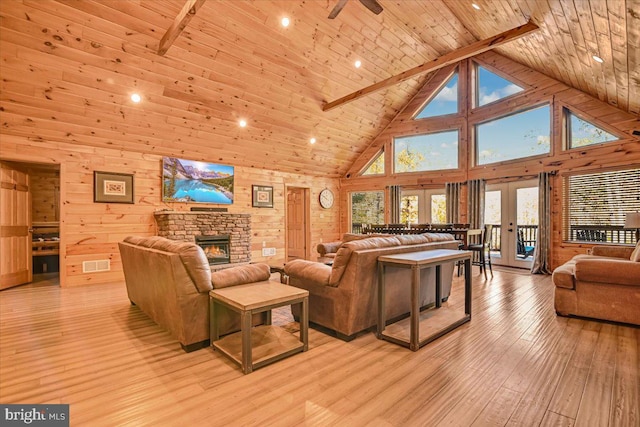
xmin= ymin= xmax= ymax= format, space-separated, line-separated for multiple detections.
xmin=484 ymin=190 xmax=502 ymax=255
xmin=516 ymin=187 xmax=538 ymax=260
xmin=431 ymin=194 xmax=447 ymax=223
xmin=400 ymin=195 xmax=419 ymax=224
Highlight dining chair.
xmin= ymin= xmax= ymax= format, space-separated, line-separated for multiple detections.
xmin=468 ymin=224 xmax=493 ymax=279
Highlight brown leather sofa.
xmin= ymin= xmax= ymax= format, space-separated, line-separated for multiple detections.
xmin=552 ymin=244 xmax=640 ymax=326
xmin=285 ymin=233 xmax=460 ymax=340
xmin=316 ymin=233 xmax=391 ymax=262
xmin=119 ymin=236 xmax=270 ymax=351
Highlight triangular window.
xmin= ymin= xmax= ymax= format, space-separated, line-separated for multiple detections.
xmin=566 ymin=110 xmax=618 ymax=148
xmin=414 ymin=72 xmax=458 ymax=119
xmin=476 ymin=65 xmax=524 ymax=107
xmin=362 ymin=150 xmax=384 ymax=175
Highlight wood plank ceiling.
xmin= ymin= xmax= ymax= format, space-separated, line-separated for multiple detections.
xmin=1 ymin=0 xmax=638 ymax=178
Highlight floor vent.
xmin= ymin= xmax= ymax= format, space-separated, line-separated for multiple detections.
xmin=82 ymin=260 xmax=111 ymax=273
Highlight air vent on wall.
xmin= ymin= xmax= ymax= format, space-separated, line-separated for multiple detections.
xmin=82 ymin=260 xmax=111 ymax=273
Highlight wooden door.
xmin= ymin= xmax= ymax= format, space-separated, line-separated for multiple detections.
xmin=286 ymin=187 xmax=307 ymax=261
xmin=1 ymin=162 xmax=32 ymax=289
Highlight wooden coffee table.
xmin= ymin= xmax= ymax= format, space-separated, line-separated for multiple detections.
xmin=209 ymin=280 xmax=309 ymax=374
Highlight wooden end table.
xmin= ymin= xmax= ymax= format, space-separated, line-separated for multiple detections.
xmin=209 ymin=280 xmax=309 ymax=374
xmin=377 ymin=249 xmax=472 ymax=351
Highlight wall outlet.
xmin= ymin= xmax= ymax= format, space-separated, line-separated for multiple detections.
xmin=262 ymin=247 xmax=276 ymax=257
xmin=82 ymin=259 xmax=110 ymax=273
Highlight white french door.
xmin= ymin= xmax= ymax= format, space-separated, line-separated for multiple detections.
xmin=485 ymin=180 xmax=538 ymax=268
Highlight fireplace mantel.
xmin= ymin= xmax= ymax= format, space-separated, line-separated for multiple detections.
xmin=154 ymin=211 xmax=251 ymax=265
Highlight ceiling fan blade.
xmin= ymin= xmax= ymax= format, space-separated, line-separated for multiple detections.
xmin=359 ymin=0 xmax=383 ymax=15
xmin=328 ymin=0 xmax=348 ymax=19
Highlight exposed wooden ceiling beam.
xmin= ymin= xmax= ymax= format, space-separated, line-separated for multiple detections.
xmin=157 ymin=0 xmax=206 ymax=56
xmin=322 ymin=20 xmax=539 ymax=112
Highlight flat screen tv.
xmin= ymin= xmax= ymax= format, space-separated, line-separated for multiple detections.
xmin=162 ymin=157 xmax=234 ymax=204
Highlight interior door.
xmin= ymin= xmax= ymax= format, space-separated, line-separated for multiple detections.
xmin=286 ymin=187 xmax=307 ymax=261
xmin=485 ymin=180 xmax=538 ymax=268
xmin=0 ymin=162 xmax=32 ymax=289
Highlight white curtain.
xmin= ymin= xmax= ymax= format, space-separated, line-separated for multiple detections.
xmin=531 ymin=172 xmax=553 ymax=274
xmin=445 ymin=182 xmax=461 ymax=223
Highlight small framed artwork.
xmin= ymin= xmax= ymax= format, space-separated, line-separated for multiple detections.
xmin=252 ymin=185 xmax=273 ymax=208
xmin=94 ymin=171 xmax=134 ymax=204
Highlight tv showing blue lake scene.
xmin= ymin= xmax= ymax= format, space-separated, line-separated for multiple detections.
xmin=162 ymin=157 xmax=234 ymax=204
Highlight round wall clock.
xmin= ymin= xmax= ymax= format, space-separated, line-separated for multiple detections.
xmin=319 ymin=189 xmax=334 ymax=209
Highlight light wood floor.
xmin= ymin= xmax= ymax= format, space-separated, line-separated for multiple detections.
xmin=1 ymin=269 xmax=638 ymax=426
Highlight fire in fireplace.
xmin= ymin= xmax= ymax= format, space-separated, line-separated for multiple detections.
xmin=195 ymin=235 xmax=230 ymax=265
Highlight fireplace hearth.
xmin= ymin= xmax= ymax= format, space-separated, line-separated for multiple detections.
xmin=195 ymin=235 xmax=230 ymax=265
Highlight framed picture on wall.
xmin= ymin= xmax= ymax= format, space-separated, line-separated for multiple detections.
xmin=94 ymin=171 xmax=134 ymax=204
xmin=252 ymin=185 xmax=273 ymax=208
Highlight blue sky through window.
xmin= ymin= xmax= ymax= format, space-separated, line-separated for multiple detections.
xmin=568 ymin=112 xmax=618 ymax=148
xmin=476 ymin=105 xmax=551 ymax=165
xmin=477 ymin=65 xmax=524 ymax=106
xmin=415 ymin=73 xmax=458 ymax=119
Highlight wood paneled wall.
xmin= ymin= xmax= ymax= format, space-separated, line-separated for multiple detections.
xmin=0 ymin=136 xmax=340 ymax=286
xmin=29 ymin=168 xmax=59 ymax=223
xmin=342 ymin=51 xmax=640 ymax=268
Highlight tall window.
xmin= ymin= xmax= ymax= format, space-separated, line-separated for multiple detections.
xmin=476 ymin=104 xmax=550 ymax=165
xmin=566 ymin=109 xmax=618 ymax=149
xmin=351 ymin=191 xmax=384 ymax=232
xmin=563 ymin=168 xmax=640 ymax=244
xmin=394 ymin=130 xmax=459 ymax=173
xmin=414 ymin=72 xmax=458 ymax=119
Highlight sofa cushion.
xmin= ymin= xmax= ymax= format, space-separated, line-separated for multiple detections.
xmin=552 ymin=260 xmax=576 ymax=289
xmin=329 ymin=236 xmax=401 ymax=286
xmin=211 ymin=263 xmax=271 ymax=289
xmin=631 ymin=241 xmax=640 ymax=262
xmin=342 ymin=233 xmax=391 ymax=242
xmin=423 ymin=232 xmax=456 ymax=242
xmin=396 ymin=234 xmax=429 ymax=245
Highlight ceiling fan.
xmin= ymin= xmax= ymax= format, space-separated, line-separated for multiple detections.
xmin=328 ymin=0 xmax=383 ymax=19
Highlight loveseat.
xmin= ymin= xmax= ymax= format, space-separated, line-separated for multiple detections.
xmin=552 ymin=244 xmax=640 ymax=326
xmin=285 ymin=233 xmax=460 ymax=340
xmin=119 ymin=236 xmax=270 ymax=351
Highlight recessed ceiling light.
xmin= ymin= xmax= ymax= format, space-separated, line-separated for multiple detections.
xmin=354 ymin=60 xmax=362 ymax=68
xmin=281 ymin=17 xmax=290 ymax=27
xmin=472 ymin=3 xmax=481 ymax=10
xmin=239 ymin=119 xmax=247 ymax=128
xmin=130 ymin=93 xmax=141 ymax=103
xmin=592 ymin=55 xmax=604 ymax=63
xmin=310 ymin=137 xmax=316 ymax=144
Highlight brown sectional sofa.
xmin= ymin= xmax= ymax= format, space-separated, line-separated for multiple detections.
xmin=552 ymin=244 xmax=640 ymax=326
xmin=119 ymin=236 xmax=270 ymax=352
xmin=285 ymin=233 xmax=460 ymax=340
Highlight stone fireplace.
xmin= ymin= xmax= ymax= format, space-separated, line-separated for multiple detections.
xmin=154 ymin=212 xmax=251 ymax=266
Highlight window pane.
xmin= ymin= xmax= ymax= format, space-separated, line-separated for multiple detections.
xmin=476 ymin=65 xmax=524 ymax=107
xmin=362 ymin=153 xmax=384 ymax=175
xmin=564 ymin=168 xmax=640 ymax=244
xmin=400 ymin=195 xmax=418 ymax=224
xmin=394 ymin=130 xmax=459 ymax=172
xmin=431 ymin=194 xmax=447 ymax=223
xmin=351 ymin=191 xmax=384 ymax=232
xmin=567 ymin=111 xmax=618 ymax=148
xmin=415 ymin=73 xmax=458 ymax=119
xmin=476 ymin=105 xmax=550 ymax=165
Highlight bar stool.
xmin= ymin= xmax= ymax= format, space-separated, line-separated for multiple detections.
xmin=468 ymin=224 xmax=493 ymax=279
